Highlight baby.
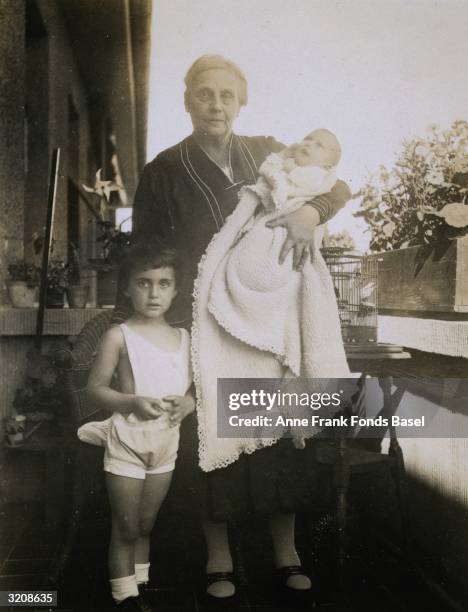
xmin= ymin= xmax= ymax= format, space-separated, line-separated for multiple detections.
xmin=208 ymin=128 xmax=343 ymax=373
xmin=252 ymin=128 xmax=341 ymax=214
xmin=201 ymin=128 xmax=348 ymax=448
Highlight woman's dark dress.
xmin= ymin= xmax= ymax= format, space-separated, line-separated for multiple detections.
xmin=131 ymin=134 xmax=347 ymax=522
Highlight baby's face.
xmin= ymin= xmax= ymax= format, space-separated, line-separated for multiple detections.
xmin=291 ymin=130 xmax=340 ymax=169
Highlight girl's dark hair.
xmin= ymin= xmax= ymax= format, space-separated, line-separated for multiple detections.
xmin=118 ymin=242 xmax=184 ymax=292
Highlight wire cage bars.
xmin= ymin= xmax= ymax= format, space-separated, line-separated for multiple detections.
xmin=321 ymin=247 xmax=378 ymax=344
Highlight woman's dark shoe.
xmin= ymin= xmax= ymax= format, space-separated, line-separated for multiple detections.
xmin=276 ymin=565 xmax=314 ymax=605
xmin=206 ymin=571 xmax=236 ymax=599
xmin=276 ymin=565 xmax=312 ymax=590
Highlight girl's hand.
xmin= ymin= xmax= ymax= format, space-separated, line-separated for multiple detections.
xmin=163 ymin=394 xmax=195 ymax=428
xmin=266 ymin=205 xmax=320 ymax=270
xmin=132 ymin=396 xmax=166 ymax=420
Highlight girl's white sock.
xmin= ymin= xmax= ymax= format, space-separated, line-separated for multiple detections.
xmin=109 ymin=574 xmax=138 ymax=603
xmin=135 ymin=562 xmax=150 ymax=585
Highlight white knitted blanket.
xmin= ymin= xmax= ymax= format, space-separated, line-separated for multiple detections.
xmin=192 ymin=170 xmax=350 ymax=472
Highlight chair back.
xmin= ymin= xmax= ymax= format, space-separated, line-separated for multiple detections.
xmin=55 ymin=311 xmax=113 ymax=428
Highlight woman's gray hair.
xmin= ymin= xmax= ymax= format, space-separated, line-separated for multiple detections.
xmin=184 ymin=55 xmax=248 ymax=106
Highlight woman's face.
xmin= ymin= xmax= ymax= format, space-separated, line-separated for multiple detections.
xmin=186 ymin=68 xmax=241 ymax=140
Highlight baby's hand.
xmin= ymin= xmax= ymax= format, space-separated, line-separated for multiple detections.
xmin=163 ymin=394 xmax=195 ymax=428
xmin=132 ymin=396 xmax=166 ymax=421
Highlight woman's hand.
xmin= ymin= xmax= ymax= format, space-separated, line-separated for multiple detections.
xmin=163 ymin=393 xmax=196 ymax=428
xmin=266 ymin=205 xmax=320 ymax=271
xmin=132 ymin=396 xmax=166 ymax=420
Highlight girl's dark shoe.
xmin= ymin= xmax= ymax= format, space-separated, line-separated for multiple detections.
xmin=116 ymin=596 xmax=141 ymax=611
xmin=137 ymin=584 xmax=156 ymax=612
xmin=116 ymin=595 xmax=153 ymax=612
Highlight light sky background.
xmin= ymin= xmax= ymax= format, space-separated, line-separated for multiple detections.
xmin=146 ymin=0 xmax=468 ymax=251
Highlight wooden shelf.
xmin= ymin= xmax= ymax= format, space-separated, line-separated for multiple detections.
xmin=0 ymin=308 xmax=108 ymax=336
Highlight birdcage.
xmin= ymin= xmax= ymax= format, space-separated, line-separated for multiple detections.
xmin=321 ymin=247 xmax=378 ymax=344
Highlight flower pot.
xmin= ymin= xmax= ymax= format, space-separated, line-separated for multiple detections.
xmin=67 ymin=285 xmax=90 ymax=308
xmin=46 ymin=286 xmax=66 ymax=308
xmin=368 ymin=235 xmax=468 ymax=314
xmin=7 ymin=281 xmax=37 ymax=308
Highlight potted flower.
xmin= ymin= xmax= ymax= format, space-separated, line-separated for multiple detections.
xmin=46 ymin=260 xmax=70 ymax=308
xmin=7 ymin=261 xmax=41 ymax=307
xmin=355 ymin=120 xmax=468 ymax=314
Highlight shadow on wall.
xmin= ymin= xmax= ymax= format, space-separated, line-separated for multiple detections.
xmin=350 ymin=469 xmax=468 ymax=609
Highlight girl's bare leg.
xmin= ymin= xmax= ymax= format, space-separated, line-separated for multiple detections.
xmin=269 ymin=512 xmax=311 ymax=590
xmin=106 ymin=473 xmax=145 ymax=579
xmin=134 ymin=471 xmax=173 ymax=566
xmin=203 ymin=520 xmax=235 ymax=598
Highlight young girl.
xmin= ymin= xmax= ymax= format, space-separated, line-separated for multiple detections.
xmin=86 ymin=244 xmax=193 ymax=611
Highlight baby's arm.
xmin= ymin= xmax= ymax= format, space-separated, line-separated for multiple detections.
xmin=87 ymin=326 xmax=162 ymax=420
xmin=257 ymin=152 xmax=294 ymax=210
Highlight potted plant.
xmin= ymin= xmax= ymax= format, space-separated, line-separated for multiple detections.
xmin=7 ymin=261 xmax=41 ymax=307
xmin=10 ymin=347 xmax=64 ymax=441
xmin=46 ymin=260 xmax=70 ymax=308
xmin=88 ymin=221 xmax=133 ymax=306
xmin=355 ymin=120 xmax=468 ymax=314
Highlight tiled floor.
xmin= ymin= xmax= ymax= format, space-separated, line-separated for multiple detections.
xmin=0 ymin=498 xmax=459 ymax=612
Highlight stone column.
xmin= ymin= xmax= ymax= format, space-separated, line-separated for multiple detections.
xmin=0 ymin=0 xmax=25 ymax=305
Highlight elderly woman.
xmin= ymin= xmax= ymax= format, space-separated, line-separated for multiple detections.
xmin=132 ymin=55 xmax=351 ymax=599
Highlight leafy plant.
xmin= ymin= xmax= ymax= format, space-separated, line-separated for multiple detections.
xmin=89 ymin=220 xmax=133 ymax=270
xmin=82 ymin=169 xmax=131 ymax=270
xmin=13 ymin=348 xmax=62 ymax=417
xmin=8 ymin=261 xmax=41 ymax=288
xmin=354 ymin=120 xmax=468 ymax=252
xmin=47 ymin=260 xmax=70 ymax=291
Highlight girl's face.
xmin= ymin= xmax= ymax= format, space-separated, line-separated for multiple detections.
xmin=125 ymin=267 xmax=177 ymax=319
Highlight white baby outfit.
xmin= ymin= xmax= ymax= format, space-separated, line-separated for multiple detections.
xmin=103 ymin=324 xmax=192 ymax=479
xmin=207 ymin=152 xmax=341 ymax=375
xmin=254 ymin=152 xmax=337 ymax=210
xmin=193 ymin=153 xmax=351 ymax=472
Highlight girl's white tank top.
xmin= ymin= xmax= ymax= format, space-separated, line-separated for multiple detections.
xmin=119 ymin=323 xmax=192 ymax=425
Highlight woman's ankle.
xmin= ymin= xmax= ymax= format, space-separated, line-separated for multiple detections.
xmin=274 ymin=549 xmax=301 ymax=569
xmin=206 ymin=558 xmax=233 ymax=574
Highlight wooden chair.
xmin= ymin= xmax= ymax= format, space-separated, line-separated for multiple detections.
xmin=316 ymin=356 xmax=411 ymax=577
xmin=46 ymin=310 xmax=113 ymax=585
